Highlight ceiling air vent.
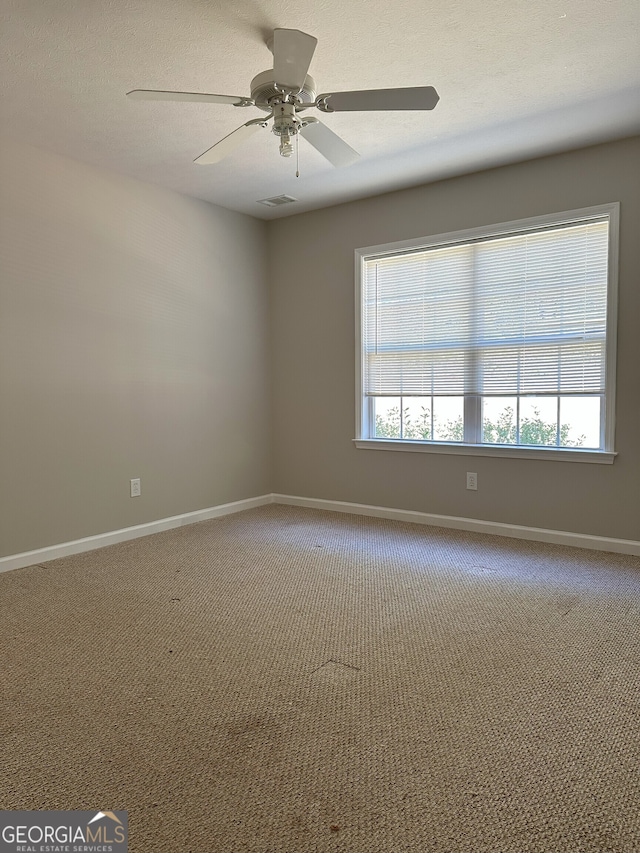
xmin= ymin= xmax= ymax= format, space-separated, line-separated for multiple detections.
xmin=257 ymin=194 xmax=298 ymax=207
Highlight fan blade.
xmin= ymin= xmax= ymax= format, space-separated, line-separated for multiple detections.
xmin=300 ymin=118 xmax=359 ymax=167
xmin=194 ymin=121 xmax=266 ymax=164
xmin=127 ymin=89 xmax=252 ymax=106
xmin=272 ymin=28 xmax=317 ymax=91
xmin=318 ymin=86 xmax=439 ymax=112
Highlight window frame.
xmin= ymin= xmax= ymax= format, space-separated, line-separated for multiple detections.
xmin=354 ymin=203 xmax=619 ymax=464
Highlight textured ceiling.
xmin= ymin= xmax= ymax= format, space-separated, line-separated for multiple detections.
xmin=1 ymin=0 xmax=639 ymax=219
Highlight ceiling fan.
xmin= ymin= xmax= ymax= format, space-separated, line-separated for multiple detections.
xmin=127 ymin=28 xmax=439 ymax=168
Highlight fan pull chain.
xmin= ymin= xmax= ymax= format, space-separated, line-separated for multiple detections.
xmin=296 ymin=130 xmax=300 ymax=178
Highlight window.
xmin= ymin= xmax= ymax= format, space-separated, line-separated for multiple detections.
xmin=355 ymin=204 xmax=618 ymax=462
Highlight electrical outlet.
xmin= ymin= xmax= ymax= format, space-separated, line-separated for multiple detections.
xmin=130 ymin=478 xmax=141 ymax=497
xmin=466 ymin=472 xmax=478 ymax=491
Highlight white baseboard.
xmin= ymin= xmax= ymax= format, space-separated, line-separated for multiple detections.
xmin=272 ymin=494 xmax=640 ymax=557
xmin=3 ymin=491 xmax=638 ymax=574
xmin=0 ymin=494 xmax=274 ymax=574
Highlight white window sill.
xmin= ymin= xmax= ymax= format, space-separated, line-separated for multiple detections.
xmin=353 ymin=439 xmax=616 ymax=464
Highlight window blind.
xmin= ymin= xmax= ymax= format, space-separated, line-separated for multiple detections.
xmin=362 ymin=218 xmax=609 ymax=398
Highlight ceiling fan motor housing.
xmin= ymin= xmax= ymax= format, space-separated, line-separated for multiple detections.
xmin=250 ymin=70 xmax=317 ymax=111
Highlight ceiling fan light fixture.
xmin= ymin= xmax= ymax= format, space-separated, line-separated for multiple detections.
xmin=279 ymin=134 xmax=294 ymax=157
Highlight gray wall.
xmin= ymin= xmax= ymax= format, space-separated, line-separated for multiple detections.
xmin=3 ymin=136 xmax=638 ymax=558
xmin=268 ymin=137 xmax=640 ymax=542
xmin=0 ymin=138 xmax=270 ymax=557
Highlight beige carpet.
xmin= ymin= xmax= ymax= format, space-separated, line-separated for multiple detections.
xmin=2 ymin=504 xmax=640 ymax=853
